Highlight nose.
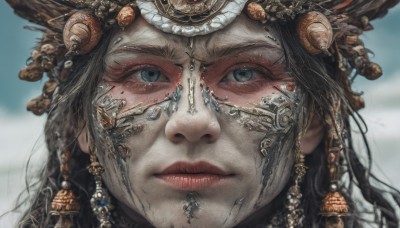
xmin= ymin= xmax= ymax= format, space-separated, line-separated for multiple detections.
xmin=165 ymin=75 xmax=221 ymax=144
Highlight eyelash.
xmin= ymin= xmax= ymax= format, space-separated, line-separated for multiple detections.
xmin=105 ymin=64 xmax=171 ymax=93
xmin=215 ymin=64 xmax=280 ymax=91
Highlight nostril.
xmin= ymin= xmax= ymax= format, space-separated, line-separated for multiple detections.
xmin=174 ymin=133 xmax=185 ymax=141
xmin=201 ymin=134 xmax=213 ymax=142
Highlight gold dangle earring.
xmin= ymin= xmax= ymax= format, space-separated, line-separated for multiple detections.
xmin=87 ymin=148 xmax=113 ymax=228
xmin=320 ymin=97 xmax=349 ymax=228
xmin=286 ymin=133 xmax=307 ymax=228
xmin=50 ymin=133 xmax=79 ymax=227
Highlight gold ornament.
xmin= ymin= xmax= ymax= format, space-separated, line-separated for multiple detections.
xmin=297 ymin=11 xmax=333 ymax=54
xmin=246 ymin=2 xmax=266 ymax=21
xmin=63 ymin=11 xmax=102 ymax=55
xmin=320 ymin=191 xmax=349 ymax=216
xmin=51 ymin=189 xmax=80 ymax=215
xmin=50 ymin=182 xmax=79 ymax=228
xmin=117 ymin=5 xmax=136 ymax=29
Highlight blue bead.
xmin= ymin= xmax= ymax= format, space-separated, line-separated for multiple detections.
xmin=97 ymin=198 xmax=108 ymax=206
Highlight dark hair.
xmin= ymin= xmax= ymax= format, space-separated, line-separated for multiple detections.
xmin=12 ymin=21 xmax=400 ymax=227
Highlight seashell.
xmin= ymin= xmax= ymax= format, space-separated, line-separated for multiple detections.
xmin=245 ymin=2 xmax=266 ymax=21
xmin=63 ymin=11 xmax=102 ymax=55
xmin=117 ymin=5 xmax=136 ymax=29
xmin=361 ymin=62 xmax=382 ymax=80
xmin=27 ymin=95 xmax=51 ymax=115
xmin=19 ymin=63 xmax=44 ymax=81
xmin=320 ymin=191 xmax=349 ymax=215
xmin=297 ymin=11 xmax=333 ymax=54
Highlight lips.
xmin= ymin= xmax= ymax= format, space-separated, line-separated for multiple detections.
xmin=155 ymin=161 xmax=234 ymax=190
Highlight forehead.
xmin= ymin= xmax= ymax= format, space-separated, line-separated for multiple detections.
xmin=108 ymin=14 xmax=282 ymax=60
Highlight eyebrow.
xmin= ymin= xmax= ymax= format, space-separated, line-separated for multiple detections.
xmin=205 ymin=40 xmax=282 ymax=61
xmin=108 ymin=44 xmax=177 ymax=59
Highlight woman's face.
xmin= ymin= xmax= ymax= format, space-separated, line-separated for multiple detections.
xmin=90 ymin=14 xmax=303 ymax=227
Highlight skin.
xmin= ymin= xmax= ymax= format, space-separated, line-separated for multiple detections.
xmin=79 ymin=14 xmax=323 ymax=227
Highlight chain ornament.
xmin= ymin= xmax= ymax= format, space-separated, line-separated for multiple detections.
xmin=88 ymin=151 xmax=114 ymax=228
xmin=320 ymin=95 xmax=349 ymax=228
xmin=285 ymin=135 xmax=307 ymax=228
xmin=50 ymin=132 xmax=80 ymax=227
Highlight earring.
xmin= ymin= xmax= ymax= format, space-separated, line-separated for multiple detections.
xmin=320 ymin=97 xmax=349 ymax=228
xmin=50 ymin=132 xmax=79 ymax=227
xmin=286 ymin=134 xmax=307 ymax=228
xmin=87 ymin=149 xmax=113 ymax=228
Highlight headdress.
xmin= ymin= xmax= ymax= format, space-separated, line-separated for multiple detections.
xmin=6 ymin=0 xmax=400 ymax=227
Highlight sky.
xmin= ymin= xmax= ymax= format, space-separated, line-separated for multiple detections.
xmin=0 ymin=1 xmax=399 ymax=226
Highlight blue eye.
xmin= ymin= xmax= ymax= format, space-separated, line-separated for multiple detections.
xmin=140 ymin=69 xmax=161 ymax=82
xmin=233 ymin=69 xmax=253 ymax=82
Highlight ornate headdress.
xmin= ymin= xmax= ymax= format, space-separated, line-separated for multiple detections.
xmin=6 ymin=0 xmax=399 ymax=227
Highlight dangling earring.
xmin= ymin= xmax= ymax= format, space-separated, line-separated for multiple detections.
xmin=286 ymin=133 xmax=307 ymax=228
xmin=87 ymin=148 xmax=113 ymax=228
xmin=50 ymin=133 xmax=79 ymax=227
xmin=320 ymin=97 xmax=349 ymax=228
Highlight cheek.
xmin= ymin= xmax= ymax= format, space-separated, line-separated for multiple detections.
xmin=105 ymin=81 xmax=180 ymax=110
xmin=216 ymin=91 xmax=298 ymax=205
xmin=208 ymin=81 xmax=297 ymax=107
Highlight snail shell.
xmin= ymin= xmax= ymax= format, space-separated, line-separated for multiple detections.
xmin=117 ymin=5 xmax=136 ymax=29
xmin=245 ymin=2 xmax=266 ymax=21
xmin=297 ymin=11 xmax=333 ymax=54
xmin=63 ymin=11 xmax=102 ymax=55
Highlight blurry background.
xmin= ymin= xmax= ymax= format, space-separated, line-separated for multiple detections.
xmin=0 ymin=1 xmax=399 ymax=226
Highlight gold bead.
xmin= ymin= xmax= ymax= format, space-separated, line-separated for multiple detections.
xmin=246 ymin=2 xmax=266 ymax=21
xmin=117 ymin=5 xmax=136 ymax=29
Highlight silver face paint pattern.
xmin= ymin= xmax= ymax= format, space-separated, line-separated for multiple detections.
xmin=183 ymin=192 xmax=200 ymax=224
